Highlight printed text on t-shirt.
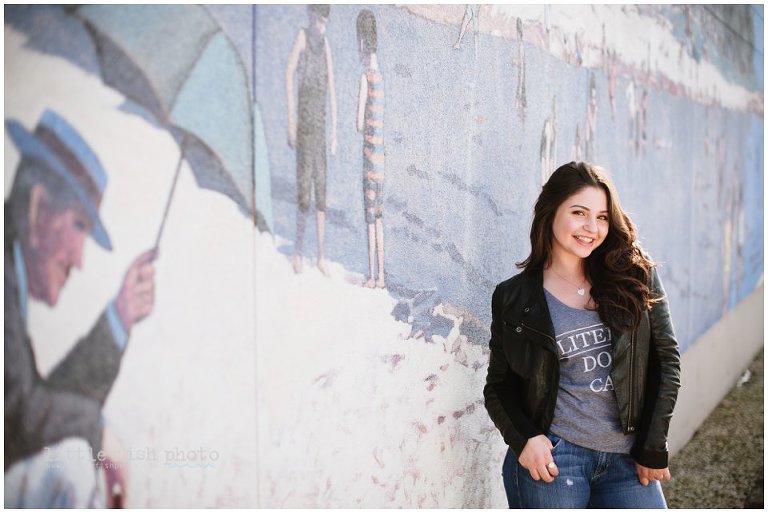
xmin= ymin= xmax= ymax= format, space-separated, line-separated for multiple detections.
xmin=556 ymin=323 xmax=614 ymax=393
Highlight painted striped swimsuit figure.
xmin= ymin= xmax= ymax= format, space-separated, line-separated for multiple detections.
xmin=363 ymin=67 xmax=384 ymax=224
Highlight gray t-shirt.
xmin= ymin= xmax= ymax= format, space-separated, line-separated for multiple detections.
xmin=545 ymin=289 xmax=635 ymax=454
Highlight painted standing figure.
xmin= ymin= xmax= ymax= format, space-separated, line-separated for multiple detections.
xmin=356 ymin=9 xmax=386 ymax=289
xmin=484 ymin=162 xmax=681 ymax=508
xmin=626 ymin=80 xmax=638 ymax=153
xmin=570 ymin=123 xmax=582 ymax=162
xmin=285 ymin=4 xmax=338 ymax=275
xmin=608 ymin=50 xmax=617 ymax=118
xmin=514 ymin=17 xmax=527 ymax=114
xmin=585 ymin=74 xmax=597 ymax=162
xmin=4 ymin=110 xmax=157 ymax=507
xmin=453 ymin=4 xmax=481 ymax=58
xmin=540 ymin=97 xmax=557 ymax=186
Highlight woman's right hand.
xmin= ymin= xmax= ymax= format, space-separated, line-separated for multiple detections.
xmin=518 ymin=434 xmax=559 ymax=482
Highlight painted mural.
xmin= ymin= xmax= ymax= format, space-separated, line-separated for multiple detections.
xmin=4 ymin=4 xmax=763 ymax=508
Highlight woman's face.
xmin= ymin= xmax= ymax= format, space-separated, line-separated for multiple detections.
xmin=550 ymin=185 xmax=609 ymax=263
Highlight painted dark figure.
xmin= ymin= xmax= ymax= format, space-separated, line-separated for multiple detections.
xmin=285 ymin=4 xmax=338 ymax=276
xmin=453 ymin=4 xmax=481 ymax=58
xmin=514 ymin=17 xmax=527 ymax=114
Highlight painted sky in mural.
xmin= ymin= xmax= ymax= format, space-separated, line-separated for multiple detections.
xmin=7 ymin=5 xmax=763 ymax=349
xmin=256 ymin=4 xmax=763 ymax=353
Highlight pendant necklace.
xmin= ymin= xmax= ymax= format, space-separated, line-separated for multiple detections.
xmin=551 ymin=268 xmax=587 ymax=296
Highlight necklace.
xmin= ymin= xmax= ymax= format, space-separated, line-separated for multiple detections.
xmin=550 ymin=268 xmax=587 ymax=296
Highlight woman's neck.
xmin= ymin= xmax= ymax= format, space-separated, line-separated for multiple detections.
xmin=543 ymin=251 xmax=593 ymax=310
xmin=546 ymin=252 xmax=586 ymax=280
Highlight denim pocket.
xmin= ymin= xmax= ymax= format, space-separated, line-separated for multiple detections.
xmin=546 ymin=433 xmax=563 ymax=452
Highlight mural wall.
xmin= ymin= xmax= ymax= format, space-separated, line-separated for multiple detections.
xmin=4 ymin=4 xmax=763 ymax=508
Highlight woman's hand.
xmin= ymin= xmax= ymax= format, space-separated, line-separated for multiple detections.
xmin=518 ymin=434 xmax=559 ymax=482
xmin=635 ymin=463 xmax=671 ymax=486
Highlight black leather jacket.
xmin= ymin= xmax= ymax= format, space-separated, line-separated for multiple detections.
xmin=483 ymin=266 xmax=681 ymax=469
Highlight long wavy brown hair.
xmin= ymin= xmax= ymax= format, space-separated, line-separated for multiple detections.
xmin=517 ymin=161 xmax=658 ymax=333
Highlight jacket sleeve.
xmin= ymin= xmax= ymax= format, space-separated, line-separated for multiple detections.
xmin=5 ymin=297 xmax=106 ymax=468
xmin=483 ymin=284 xmax=541 ymax=457
xmin=47 ymin=311 xmax=124 ymax=405
xmin=632 ymin=266 xmax=682 ymax=468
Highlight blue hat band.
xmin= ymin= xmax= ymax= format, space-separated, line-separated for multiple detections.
xmin=6 ymin=118 xmax=112 ymax=251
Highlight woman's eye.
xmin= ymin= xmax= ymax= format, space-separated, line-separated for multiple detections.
xmin=598 ymin=215 xmax=608 ymax=221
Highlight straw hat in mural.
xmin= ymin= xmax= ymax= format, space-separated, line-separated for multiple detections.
xmin=6 ymin=109 xmax=112 ymax=250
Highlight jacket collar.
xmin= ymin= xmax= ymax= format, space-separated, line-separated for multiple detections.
xmin=513 ymin=268 xmax=556 ymax=341
xmin=508 ymin=267 xmax=635 ymax=356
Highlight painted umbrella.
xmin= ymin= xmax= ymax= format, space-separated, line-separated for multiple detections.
xmin=75 ymin=4 xmax=256 ymax=248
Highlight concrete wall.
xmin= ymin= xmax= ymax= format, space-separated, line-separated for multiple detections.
xmin=4 ymin=4 xmax=763 ymax=507
xmin=668 ymin=283 xmax=764 ymax=457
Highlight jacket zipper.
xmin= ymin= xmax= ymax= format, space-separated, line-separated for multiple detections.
xmin=627 ymin=330 xmax=636 ymax=433
xmin=520 ymin=322 xmax=557 ymax=352
xmin=520 ymin=321 xmax=559 ymax=430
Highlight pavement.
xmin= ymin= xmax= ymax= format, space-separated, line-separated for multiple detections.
xmin=664 ymin=348 xmax=764 ymax=508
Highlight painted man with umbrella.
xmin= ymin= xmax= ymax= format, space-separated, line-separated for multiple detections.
xmin=4 ymin=109 xmax=156 ymax=507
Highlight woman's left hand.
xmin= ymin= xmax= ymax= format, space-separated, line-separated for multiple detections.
xmin=635 ymin=463 xmax=671 ymax=486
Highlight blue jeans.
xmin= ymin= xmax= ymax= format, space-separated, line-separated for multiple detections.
xmin=502 ymin=434 xmax=667 ymax=509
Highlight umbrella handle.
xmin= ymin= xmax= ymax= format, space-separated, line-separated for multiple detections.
xmin=153 ymin=154 xmax=184 ymax=256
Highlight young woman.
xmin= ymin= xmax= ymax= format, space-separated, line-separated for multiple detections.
xmin=484 ymin=162 xmax=681 ymax=508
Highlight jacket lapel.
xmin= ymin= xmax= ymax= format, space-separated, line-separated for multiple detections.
xmin=522 ymin=269 xmax=556 ymax=339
